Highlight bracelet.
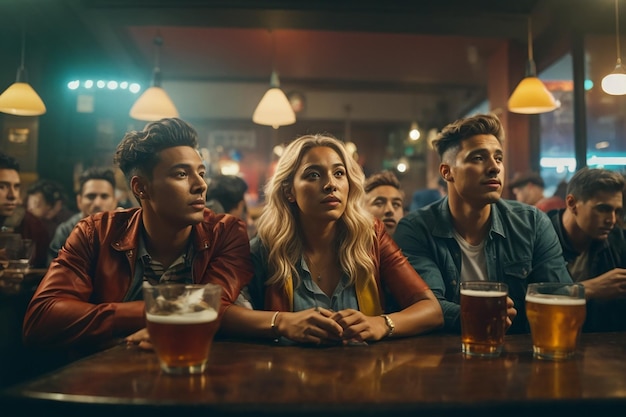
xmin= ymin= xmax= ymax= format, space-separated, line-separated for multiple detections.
xmin=270 ymin=311 xmax=280 ymax=342
xmin=381 ymin=314 xmax=395 ymax=338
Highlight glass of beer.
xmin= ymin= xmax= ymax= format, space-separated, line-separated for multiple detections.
xmin=143 ymin=282 xmax=222 ymax=374
xmin=460 ymin=281 xmax=508 ymax=357
xmin=526 ymin=282 xmax=586 ymax=361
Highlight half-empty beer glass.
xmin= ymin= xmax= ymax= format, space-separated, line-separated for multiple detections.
xmin=143 ymin=282 xmax=222 ymax=374
xmin=460 ymin=281 xmax=508 ymax=357
xmin=526 ymin=282 xmax=585 ymax=360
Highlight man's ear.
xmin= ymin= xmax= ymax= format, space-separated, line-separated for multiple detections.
xmin=565 ymin=194 xmax=577 ymax=214
xmin=130 ymin=176 xmax=147 ymax=200
xmin=440 ymin=164 xmax=452 ymax=182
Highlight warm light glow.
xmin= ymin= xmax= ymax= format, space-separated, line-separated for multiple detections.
xmin=129 ymin=86 xmax=179 ymax=121
xmin=508 ymin=77 xmax=558 ymax=114
xmin=409 ymin=121 xmax=420 ymax=140
xmin=601 ymin=67 xmax=626 ymax=95
xmin=0 ymin=82 xmax=46 ymax=116
xmin=252 ymin=87 xmax=296 ymax=129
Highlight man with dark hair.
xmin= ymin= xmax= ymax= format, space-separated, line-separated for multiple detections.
xmin=394 ymin=113 xmax=572 ymax=334
xmin=363 ymin=170 xmax=404 ymax=236
xmin=24 ymin=118 xmax=253 ymax=357
xmin=48 ymin=167 xmax=118 ymax=263
xmin=0 ymin=152 xmax=50 ymax=268
xmin=509 ymin=171 xmax=565 ymax=212
xmin=548 ymin=167 xmax=626 ymax=332
xmin=25 ymin=179 xmax=74 ymax=239
xmin=206 ymin=174 xmax=249 ymax=218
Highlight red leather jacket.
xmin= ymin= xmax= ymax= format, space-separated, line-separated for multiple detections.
xmin=23 ymin=208 xmax=253 ymax=353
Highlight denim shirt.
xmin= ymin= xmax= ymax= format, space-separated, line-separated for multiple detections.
xmin=394 ymin=197 xmax=572 ymax=334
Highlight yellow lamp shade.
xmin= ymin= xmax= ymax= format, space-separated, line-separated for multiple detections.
xmin=508 ymin=76 xmax=558 ymax=114
xmin=252 ymin=87 xmax=296 ymax=129
xmin=129 ymin=86 xmax=179 ymax=121
xmin=0 ymin=82 xmax=46 ymax=116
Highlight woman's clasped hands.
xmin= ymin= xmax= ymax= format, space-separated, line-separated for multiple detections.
xmin=274 ymin=307 xmax=387 ymax=345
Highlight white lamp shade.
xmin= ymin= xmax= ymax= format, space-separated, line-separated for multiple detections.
xmin=129 ymin=86 xmax=179 ymax=121
xmin=601 ymin=71 xmax=626 ymax=95
xmin=508 ymin=76 xmax=558 ymax=114
xmin=0 ymin=82 xmax=46 ymax=116
xmin=252 ymin=87 xmax=296 ymax=129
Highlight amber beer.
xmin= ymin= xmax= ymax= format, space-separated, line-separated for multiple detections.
xmin=526 ymin=283 xmax=586 ymax=360
xmin=146 ymin=309 xmax=219 ymax=373
xmin=143 ymin=282 xmax=222 ymax=374
xmin=460 ymin=282 xmax=508 ymax=357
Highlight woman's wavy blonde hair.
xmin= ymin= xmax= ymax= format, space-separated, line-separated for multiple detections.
xmin=257 ymin=134 xmax=376 ymax=288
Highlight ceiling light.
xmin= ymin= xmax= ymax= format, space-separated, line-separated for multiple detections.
xmin=409 ymin=121 xmax=421 ymax=140
xmin=252 ymin=31 xmax=295 ymax=129
xmin=0 ymin=30 xmax=46 ymax=116
xmin=602 ymin=0 xmax=626 ymax=95
xmin=130 ymin=34 xmax=179 ymax=121
xmin=508 ymin=17 xmax=558 ymax=114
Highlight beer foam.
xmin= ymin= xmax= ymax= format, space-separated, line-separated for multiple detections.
xmin=460 ymin=289 xmax=507 ymax=297
xmin=525 ymin=294 xmax=586 ymax=306
xmin=147 ymin=309 xmax=218 ymax=324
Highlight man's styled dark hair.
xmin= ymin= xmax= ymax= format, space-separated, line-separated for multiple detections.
xmin=206 ymin=175 xmax=248 ymax=214
xmin=78 ymin=167 xmax=116 ymax=195
xmin=431 ymin=113 xmax=505 ymax=160
xmin=567 ymin=167 xmax=625 ymax=202
xmin=114 ymin=118 xmax=199 ymax=182
xmin=364 ymin=170 xmax=404 ymax=199
xmin=0 ymin=151 xmax=20 ymax=172
xmin=26 ymin=179 xmax=67 ymax=206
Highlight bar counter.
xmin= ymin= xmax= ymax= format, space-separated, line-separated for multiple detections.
xmin=2 ymin=332 xmax=626 ymax=417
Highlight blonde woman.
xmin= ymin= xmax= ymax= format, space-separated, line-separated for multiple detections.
xmin=222 ymin=134 xmax=442 ymax=344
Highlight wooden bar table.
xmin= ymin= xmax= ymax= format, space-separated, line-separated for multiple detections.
xmin=2 ymin=332 xmax=626 ymax=417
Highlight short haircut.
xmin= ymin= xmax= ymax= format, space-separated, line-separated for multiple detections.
xmin=78 ymin=167 xmax=116 ymax=195
xmin=0 ymin=152 xmax=20 ymax=172
xmin=206 ymin=175 xmax=248 ymax=213
xmin=114 ymin=118 xmax=199 ymax=183
xmin=566 ymin=167 xmax=625 ymax=202
xmin=26 ymin=179 xmax=66 ymax=205
xmin=431 ymin=113 xmax=505 ymax=161
xmin=508 ymin=171 xmax=545 ymax=191
xmin=364 ymin=170 xmax=404 ymax=199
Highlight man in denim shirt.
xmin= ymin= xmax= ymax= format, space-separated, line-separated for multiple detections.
xmin=394 ymin=114 xmax=572 ymax=334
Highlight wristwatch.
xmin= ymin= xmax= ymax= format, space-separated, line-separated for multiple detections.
xmin=381 ymin=314 xmax=395 ymax=338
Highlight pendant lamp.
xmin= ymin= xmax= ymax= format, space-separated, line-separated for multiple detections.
xmin=130 ymin=34 xmax=179 ymax=121
xmin=252 ymin=31 xmax=295 ymax=129
xmin=602 ymin=0 xmax=626 ymax=95
xmin=508 ymin=17 xmax=558 ymax=114
xmin=0 ymin=30 xmax=46 ymax=116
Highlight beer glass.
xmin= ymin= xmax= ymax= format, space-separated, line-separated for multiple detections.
xmin=460 ymin=281 xmax=508 ymax=357
xmin=143 ymin=282 xmax=222 ymax=374
xmin=526 ymin=282 xmax=586 ymax=361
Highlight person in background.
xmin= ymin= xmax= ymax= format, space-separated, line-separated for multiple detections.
xmin=363 ymin=170 xmax=404 ymax=236
xmin=48 ymin=167 xmax=118 ymax=263
xmin=409 ymin=177 xmax=447 ymax=211
xmin=205 ymin=174 xmax=256 ymax=238
xmin=509 ymin=171 xmax=565 ymax=213
xmin=221 ymin=134 xmax=443 ymax=345
xmin=25 ymin=179 xmax=75 ymax=239
xmin=548 ymin=167 xmax=626 ymax=332
xmin=394 ymin=113 xmax=572 ymax=334
xmin=0 ymin=152 xmax=50 ymax=268
xmin=23 ymin=118 xmax=253 ymax=359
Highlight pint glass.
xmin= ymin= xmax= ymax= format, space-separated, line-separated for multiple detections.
xmin=143 ymin=282 xmax=222 ymax=374
xmin=526 ymin=282 xmax=586 ymax=361
xmin=460 ymin=281 xmax=508 ymax=357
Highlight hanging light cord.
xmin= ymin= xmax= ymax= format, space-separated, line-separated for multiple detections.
xmin=527 ymin=16 xmax=534 ymax=63
xmin=615 ymin=0 xmax=622 ymax=65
